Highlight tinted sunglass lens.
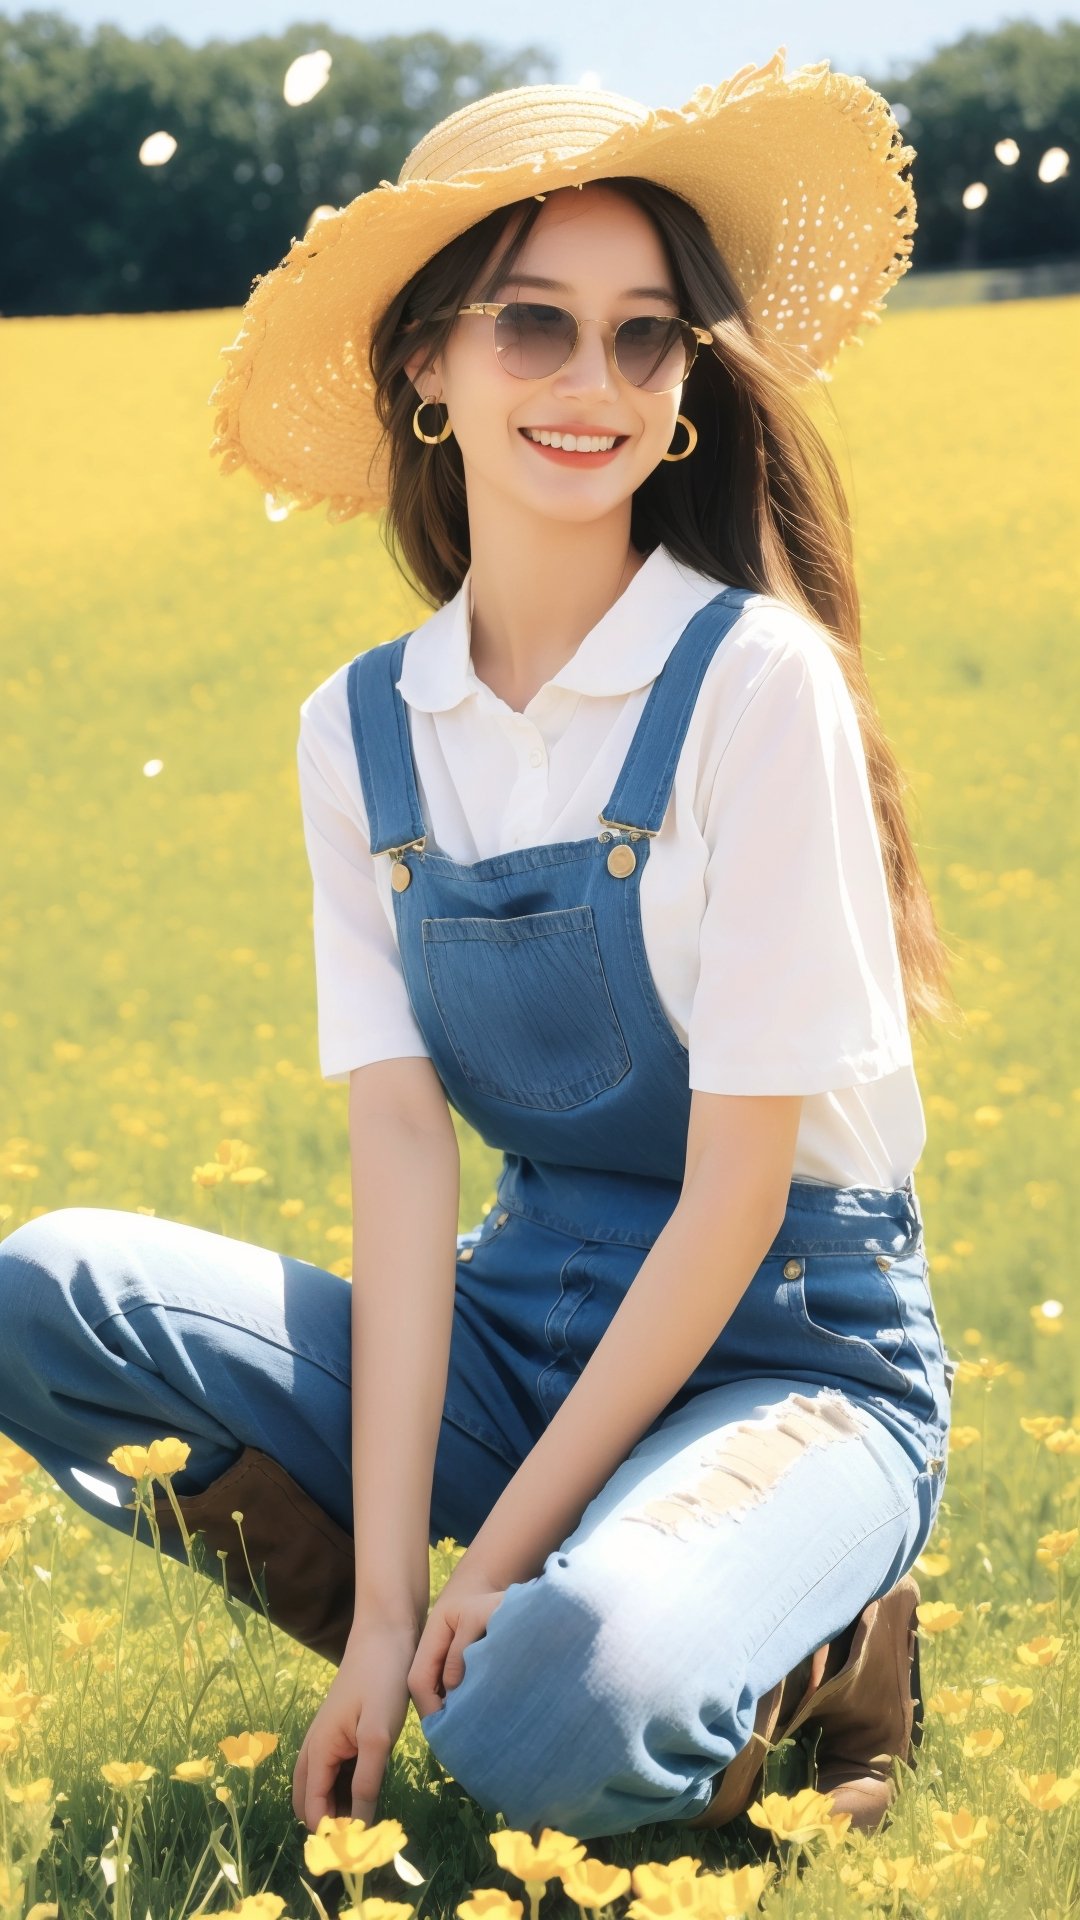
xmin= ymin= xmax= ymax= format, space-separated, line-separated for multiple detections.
xmin=615 ymin=317 xmax=693 ymax=390
xmin=493 ymin=303 xmax=577 ymax=378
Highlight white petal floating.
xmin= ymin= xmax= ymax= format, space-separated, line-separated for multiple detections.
xmin=138 ymin=130 xmax=177 ymax=167
xmin=1038 ymin=146 xmax=1069 ymax=184
xmin=284 ymin=49 xmax=332 ymax=107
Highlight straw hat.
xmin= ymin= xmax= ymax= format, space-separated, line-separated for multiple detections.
xmin=207 ymin=44 xmax=916 ymax=525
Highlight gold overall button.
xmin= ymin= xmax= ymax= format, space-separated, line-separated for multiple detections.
xmin=390 ymin=862 xmax=412 ymax=892
xmin=607 ymin=842 xmax=637 ymax=878
xmin=875 ymin=1254 xmax=892 ymax=1270
xmin=783 ymin=1258 xmax=802 ymax=1279
xmin=458 ymin=1245 xmax=474 ymax=1262
xmin=496 ymin=1211 xmax=509 ymax=1227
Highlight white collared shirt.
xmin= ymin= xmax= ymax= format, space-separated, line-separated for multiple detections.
xmin=297 ymin=543 xmax=926 ymax=1188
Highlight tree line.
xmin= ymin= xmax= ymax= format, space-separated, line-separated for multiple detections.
xmin=0 ymin=13 xmax=1076 ymax=317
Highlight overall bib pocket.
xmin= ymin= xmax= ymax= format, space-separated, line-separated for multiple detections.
xmin=422 ymin=906 xmax=632 ymax=1110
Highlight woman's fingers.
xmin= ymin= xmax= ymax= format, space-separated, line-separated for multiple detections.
xmin=349 ymin=1724 xmax=393 ymax=1820
xmin=304 ymin=1719 xmax=362 ymax=1832
xmin=291 ymin=1739 xmax=309 ymax=1824
xmin=442 ymin=1630 xmax=470 ymax=1691
xmin=408 ymin=1611 xmax=455 ymax=1718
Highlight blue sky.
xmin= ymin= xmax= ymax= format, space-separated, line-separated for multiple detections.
xmin=38 ymin=1 xmax=1080 ymax=106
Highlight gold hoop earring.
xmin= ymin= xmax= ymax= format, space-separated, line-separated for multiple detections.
xmin=412 ymin=395 xmax=453 ymax=444
xmin=661 ymin=413 xmax=697 ymax=462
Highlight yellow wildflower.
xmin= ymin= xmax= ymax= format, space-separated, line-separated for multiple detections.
xmin=962 ymin=1728 xmax=1004 ymax=1758
xmin=218 ymin=1732 xmax=280 ymax=1770
xmin=1016 ymin=1634 xmax=1064 ymax=1667
xmin=304 ymin=1815 xmax=409 ymax=1878
xmin=55 ymin=1608 xmax=119 ymax=1657
xmin=870 ymin=1854 xmax=916 ymax=1889
xmin=107 ymin=1438 xmax=191 ymax=1480
xmin=928 ymin=1685 xmax=974 ymax=1723
xmin=631 ymin=1858 xmax=730 ymax=1894
xmin=1020 ymin=1415 xmax=1065 ymax=1440
xmin=560 ymin=1858 xmax=632 ymax=1907
xmin=1035 ymin=1527 xmax=1077 ymax=1566
xmin=454 ymin=1897 xmax=522 ymax=1920
xmin=917 ymin=1601 xmax=964 ymax=1633
xmin=1012 ymin=1770 xmax=1080 ymax=1811
xmin=915 ymin=1550 xmax=951 ymax=1578
xmin=746 ymin=1787 xmax=846 ymax=1844
xmin=954 ymin=1357 xmax=1009 ymax=1384
xmin=906 ymin=1861 xmax=941 ymax=1901
xmin=3 ymin=1777 xmax=54 ymax=1804
xmin=488 ymin=1827 xmax=586 ymax=1889
xmin=931 ymin=1807 xmax=991 ymax=1851
xmin=980 ymin=1683 xmax=1033 ymax=1715
xmin=100 ymin=1761 xmax=156 ymax=1790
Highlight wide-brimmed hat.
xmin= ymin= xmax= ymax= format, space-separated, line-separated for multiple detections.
xmin=207 ymin=45 xmax=916 ymax=525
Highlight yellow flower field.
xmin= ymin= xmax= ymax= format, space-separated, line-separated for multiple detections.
xmin=1 ymin=292 xmax=1078 ymax=1915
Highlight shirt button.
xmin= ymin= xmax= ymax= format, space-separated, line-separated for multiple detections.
xmin=529 ymin=748 xmax=544 ymax=767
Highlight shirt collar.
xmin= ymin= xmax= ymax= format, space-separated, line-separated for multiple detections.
xmin=394 ymin=543 xmax=732 ymax=713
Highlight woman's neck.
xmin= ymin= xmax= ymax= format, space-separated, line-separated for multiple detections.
xmin=467 ymin=532 xmax=648 ymax=713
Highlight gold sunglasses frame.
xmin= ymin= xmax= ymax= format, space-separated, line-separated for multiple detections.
xmin=449 ymin=301 xmax=717 ymax=392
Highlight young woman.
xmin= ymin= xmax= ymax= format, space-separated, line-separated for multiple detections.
xmin=0 ymin=57 xmax=958 ymax=1847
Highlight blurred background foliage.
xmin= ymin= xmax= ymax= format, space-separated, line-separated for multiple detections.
xmin=0 ymin=13 xmax=1077 ymax=317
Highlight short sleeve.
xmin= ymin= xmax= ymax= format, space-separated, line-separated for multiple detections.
xmin=687 ymin=632 xmax=914 ymax=1095
xmin=297 ymin=682 xmax=432 ymax=1083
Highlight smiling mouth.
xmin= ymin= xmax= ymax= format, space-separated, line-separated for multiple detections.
xmin=518 ymin=428 xmax=629 ymax=455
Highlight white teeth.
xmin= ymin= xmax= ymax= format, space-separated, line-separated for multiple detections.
xmin=523 ymin=429 xmax=619 ymax=452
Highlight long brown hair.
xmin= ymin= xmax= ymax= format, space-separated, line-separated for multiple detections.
xmin=368 ymin=177 xmax=961 ymax=1042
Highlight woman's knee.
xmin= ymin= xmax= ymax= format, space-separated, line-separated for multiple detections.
xmin=1 ymin=1207 xmax=109 ymax=1279
xmin=420 ymin=1560 xmax=604 ymax=1824
xmin=0 ymin=1207 xmax=133 ymax=1385
xmin=420 ymin=1549 xmax=724 ymax=1831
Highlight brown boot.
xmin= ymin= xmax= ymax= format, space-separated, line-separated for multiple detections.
xmin=677 ymin=1640 xmax=833 ymax=1828
xmin=788 ymin=1573 xmax=923 ymax=1834
xmin=676 ymin=1574 xmax=922 ymax=1833
xmin=150 ymin=1444 xmax=356 ymax=1666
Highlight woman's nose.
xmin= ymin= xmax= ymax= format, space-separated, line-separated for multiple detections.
xmin=552 ymin=318 xmax=620 ymax=392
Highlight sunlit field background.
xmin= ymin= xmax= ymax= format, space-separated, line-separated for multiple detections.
xmin=1 ymin=291 xmax=1078 ymax=1918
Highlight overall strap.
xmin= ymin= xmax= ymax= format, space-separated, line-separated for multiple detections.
xmin=602 ymin=585 xmax=760 ymax=834
xmin=346 ymin=636 xmax=425 ymax=855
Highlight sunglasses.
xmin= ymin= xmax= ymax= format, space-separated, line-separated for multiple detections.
xmin=446 ymin=301 xmax=716 ymax=393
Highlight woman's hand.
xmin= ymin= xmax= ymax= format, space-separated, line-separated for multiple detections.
xmin=408 ymin=1555 xmax=508 ymax=1718
xmin=292 ymin=1617 xmax=420 ymax=1831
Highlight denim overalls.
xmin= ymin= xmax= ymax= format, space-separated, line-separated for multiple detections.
xmin=346 ymin=581 xmax=954 ymax=1827
xmin=0 ymin=585 xmax=954 ymax=1841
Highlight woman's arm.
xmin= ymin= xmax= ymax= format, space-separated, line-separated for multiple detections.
xmin=345 ymin=1056 xmax=460 ymax=1639
xmin=455 ymin=1090 xmax=802 ymax=1592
